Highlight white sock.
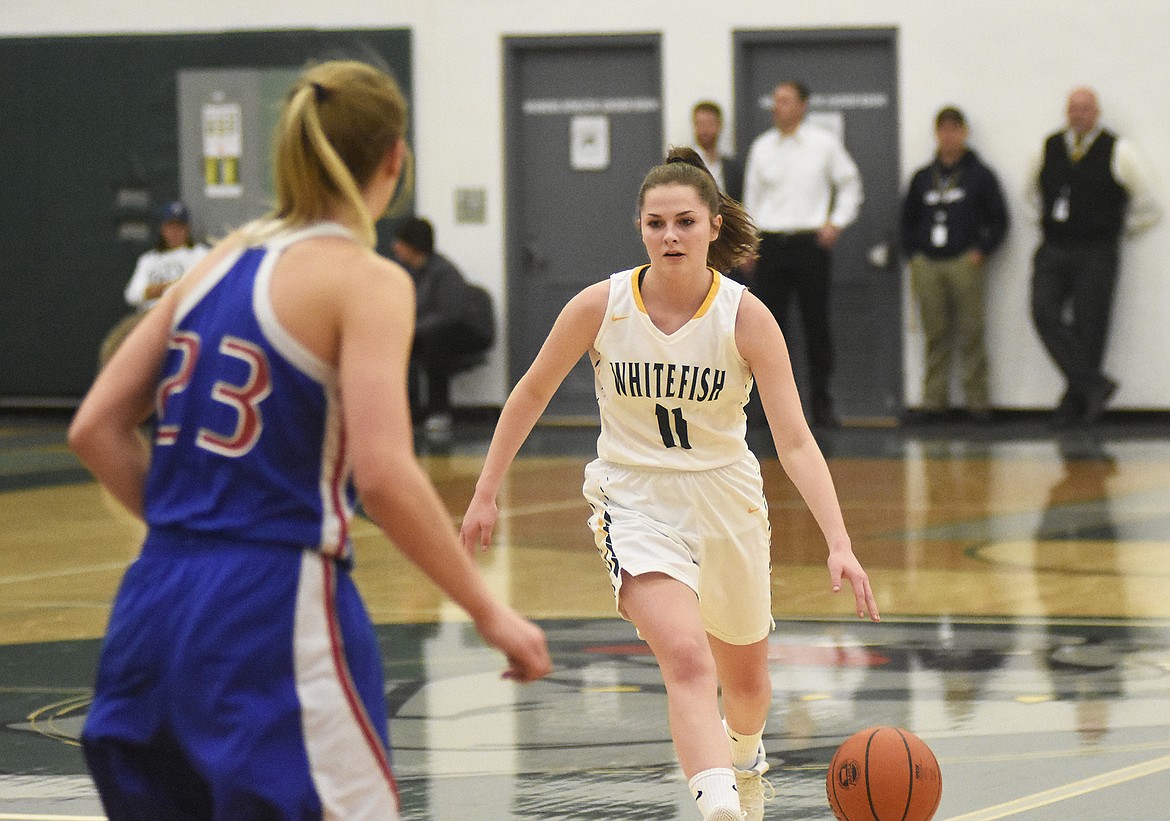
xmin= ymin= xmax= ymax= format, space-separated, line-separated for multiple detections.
xmin=689 ymin=767 xmax=739 ymax=816
xmin=725 ymin=719 xmax=765 ymax=769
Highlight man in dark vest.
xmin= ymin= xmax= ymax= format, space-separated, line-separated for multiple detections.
xmin=1030 ymin=86 xmax=1160 ymax=427
xmin=690 ymin=100 xmax=744 ymax=204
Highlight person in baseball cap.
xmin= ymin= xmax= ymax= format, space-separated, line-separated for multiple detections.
xmin=158 ymin=200 xmax=191 ymax=225
xmin=99 ymin=200 xmax=209 ymax=366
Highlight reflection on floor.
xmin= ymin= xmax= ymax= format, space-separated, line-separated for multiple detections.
xmin=4 ymin=617 xmax=1170 ymax=819
xmin=2 ymin=411 xmax=1170 ymax=819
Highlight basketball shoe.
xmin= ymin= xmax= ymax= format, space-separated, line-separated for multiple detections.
xmin=733 ymin=747 xmax=775 ymax=821
xmin=703 ymin=809 xmax=746 ymax=821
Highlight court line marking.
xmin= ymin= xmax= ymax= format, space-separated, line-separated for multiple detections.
xmin=6 ymin=754 xmax=1170 ymax=821
xmin=25 ymin=695 xmax=91 ymax=747
xmin=351 ymin=498 xmax=583 ymax=537
xmin=942 ymin=752 xmax=1170 ymax=820
xmin=0 ymin=563 xmax=129 ymax=587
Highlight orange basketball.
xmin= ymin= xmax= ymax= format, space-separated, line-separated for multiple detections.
xmin=826 ymin=726 xmax=942 ymax=821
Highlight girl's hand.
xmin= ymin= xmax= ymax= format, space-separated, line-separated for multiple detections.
xmin=828 ymin=549 xmax=881 ymax=621
xmin=460 ymin=495 xmax=499 ymax=555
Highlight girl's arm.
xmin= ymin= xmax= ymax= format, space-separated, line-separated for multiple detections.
xmin=460 ymin=282 xmax=609 ymax=552
xmin=735 ymin=292 xmax=880 ymax=621
xmin=69 ymin=239 xmax=238 ymax=516
xmin=123 ymin=253 xmax=154 ymax=309
xmin=68 ymin=288 xmax=177 ymax=517
xmin=336 ymin=252 xmax=552 ymax=682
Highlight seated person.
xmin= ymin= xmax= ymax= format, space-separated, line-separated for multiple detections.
xmin=392 ymin=216 xmax=494 ymax=435
xmin=100 ymin=201 xmax=209 ymax=367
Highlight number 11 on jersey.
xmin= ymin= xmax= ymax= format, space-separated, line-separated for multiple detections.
xmin=655 ymin=404 xmax=691 ymax=449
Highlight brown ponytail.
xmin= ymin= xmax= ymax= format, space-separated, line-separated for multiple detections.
xmin=636 ymin=146 xmax=758 ymax=272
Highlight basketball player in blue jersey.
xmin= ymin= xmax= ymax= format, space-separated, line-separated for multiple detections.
xmin=68 ymin=60 xmax=551 ymax=820
xmin=461 ymin=147 xmax=880 ymax=821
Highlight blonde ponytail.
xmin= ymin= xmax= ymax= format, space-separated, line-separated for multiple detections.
xmin=242 ymin=61 xmax=408 ymax=248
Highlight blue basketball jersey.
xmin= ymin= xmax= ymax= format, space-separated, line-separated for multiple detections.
xmin=144 ymin=223 xmax=358 ymax=561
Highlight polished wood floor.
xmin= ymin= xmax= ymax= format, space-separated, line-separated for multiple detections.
xmin=2 ymin=410 xmax=1169 ymax=819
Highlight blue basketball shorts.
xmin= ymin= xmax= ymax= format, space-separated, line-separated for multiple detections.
xmin=82 ymin=530 xmax=398 ymax=820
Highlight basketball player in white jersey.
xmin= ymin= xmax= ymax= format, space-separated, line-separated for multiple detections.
xmin=461 ymin=147 xmax=880 ymax=821
xmin=69 ymin=60 xmax=550 ymax=820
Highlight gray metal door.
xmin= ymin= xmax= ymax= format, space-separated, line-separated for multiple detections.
xmin=504 ymin=35 xmax=663 ymax=421
xmin=734 ymin=29 xmax=901 ymax=422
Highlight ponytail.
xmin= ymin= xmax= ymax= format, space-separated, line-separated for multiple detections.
xmin=241 ymin=61 xmax=408 ymax=248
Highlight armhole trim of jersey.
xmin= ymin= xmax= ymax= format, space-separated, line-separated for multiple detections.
xmin=172 ymin=247 xmax=247 ymax=329
xmin=254 ymin=249 xmax=334 ymax=386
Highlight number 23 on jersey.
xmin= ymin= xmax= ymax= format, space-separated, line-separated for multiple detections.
xmin=155 ymin=331 xmax=272 ymax=458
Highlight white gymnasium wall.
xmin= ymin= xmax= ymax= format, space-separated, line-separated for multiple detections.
xmin=5 ymin=1 xmax=1168 ymax=410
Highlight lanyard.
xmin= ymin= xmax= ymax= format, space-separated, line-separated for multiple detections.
xmin=931 ymin=164 xmax=962 ymax=196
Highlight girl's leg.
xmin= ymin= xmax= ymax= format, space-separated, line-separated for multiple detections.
xmin=620 ymin=571 xmax=742 ymax=819
xmin=710 ymin=636 xmax=774 ymax=820
xmin=709 ymin=635 xmax=771 ymax=745
xmin=619 ymin=571 xmax=729 ymax=777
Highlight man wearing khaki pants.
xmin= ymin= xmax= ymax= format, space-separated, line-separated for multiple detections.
xmin=900 ymin=106 xmax=1009 ymax=424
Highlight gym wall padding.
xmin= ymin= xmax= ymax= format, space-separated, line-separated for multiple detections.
xmin=0 ymin=29 xmax=411 ymax=405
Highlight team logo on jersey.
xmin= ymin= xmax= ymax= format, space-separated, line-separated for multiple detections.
xmin=609 ymin=361 xmax=726 ymax=402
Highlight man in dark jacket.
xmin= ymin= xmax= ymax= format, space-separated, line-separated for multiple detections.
xmin=901 ymin=106 xmax=1009 ymax=423
xmin=393 ymin=217 xmax=494 ymax=436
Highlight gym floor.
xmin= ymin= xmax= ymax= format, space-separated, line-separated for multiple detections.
xmin=2 ymin=410 xmax=1169 ymax=819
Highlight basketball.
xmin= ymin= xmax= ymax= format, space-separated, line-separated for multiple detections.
xmin=826 ymin=726 xmax=942 ymax=821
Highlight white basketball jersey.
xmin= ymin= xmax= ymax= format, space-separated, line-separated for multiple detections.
xmin=592 ymin=266 xmax=753 ymax=471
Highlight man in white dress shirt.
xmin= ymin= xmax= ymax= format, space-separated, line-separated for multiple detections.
xmin=743 ymin=81 xmax=863 ymax=427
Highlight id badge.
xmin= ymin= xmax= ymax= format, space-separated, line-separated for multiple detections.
xmin=1052 ymin=186 xmax=1070 ymax=222
xmin=931 ymin=222 xmax=948 ymax=248
xmin=1052 ymin=196 xmax=1070 ymax=222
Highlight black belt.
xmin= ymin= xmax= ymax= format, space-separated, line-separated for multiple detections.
xmin=761 ymin=230 xmax=817 ymax=242
xmin=758 ymin=228 xmax=814 ymax=238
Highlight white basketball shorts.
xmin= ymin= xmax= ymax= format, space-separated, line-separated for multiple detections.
xmin=583 ymin=454 xmax=774 ymax=645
